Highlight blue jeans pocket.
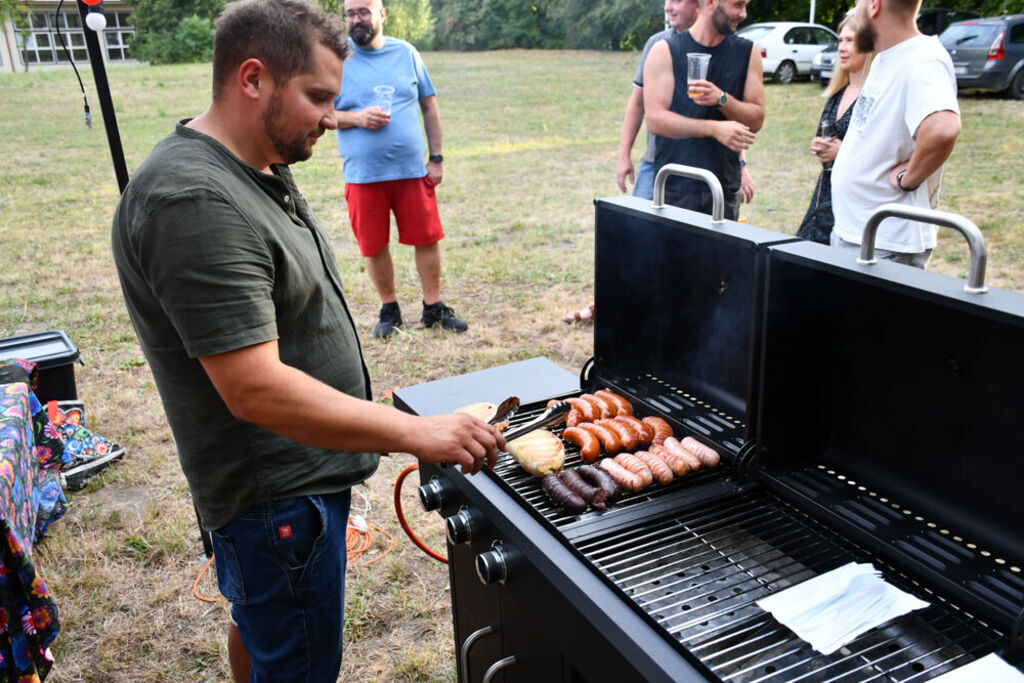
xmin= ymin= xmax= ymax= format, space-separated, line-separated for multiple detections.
xmin=273 ymin=496 xmax=326 ymax=572
xmin=210 ymin=530 xmax=246 ymax=604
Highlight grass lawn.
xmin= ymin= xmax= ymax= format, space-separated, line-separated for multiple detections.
xmin=1 ymin=50 xmax=1022 ymax=680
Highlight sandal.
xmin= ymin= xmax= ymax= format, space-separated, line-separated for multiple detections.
xmin=562 ymin=303 xmax=595 ymax=324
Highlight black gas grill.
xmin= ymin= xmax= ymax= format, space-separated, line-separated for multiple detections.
xmin=393 ymin=188 xmax=1024 ymax=682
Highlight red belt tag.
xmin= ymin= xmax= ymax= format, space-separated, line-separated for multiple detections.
xmin=278 ymin=525 xmax=293 ymax=540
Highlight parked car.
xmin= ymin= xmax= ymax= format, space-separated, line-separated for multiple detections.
xmin=917 ymin=8 xmax=981 ymax=36
xmin=941 ymin=15 xmax=1024 ymax=99
xmin=810 ymin=8 xmax=981 ymax=85
xmin=737 ymin=22 xmax=839 ymax=84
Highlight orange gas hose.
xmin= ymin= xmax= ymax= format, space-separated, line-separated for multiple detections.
xmin=394 ymin=464 xmax=448 ymax=563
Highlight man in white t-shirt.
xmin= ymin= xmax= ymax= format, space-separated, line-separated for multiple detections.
xmin=830 ymin=0 xmax=961 ymax=268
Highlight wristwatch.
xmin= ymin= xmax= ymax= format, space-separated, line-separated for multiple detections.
xmin=716 ymin=90 xmax=728 ymax=107
xmin=896 ymin=170 xmax=919 ymax=192
xmin=428 ymin=153 xmax=444 ymax=164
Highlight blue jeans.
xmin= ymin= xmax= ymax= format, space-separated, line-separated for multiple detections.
xmin=830 ymin=233 xmax=932 ymax=269
xmin=211 ymin=491 xmax=351 ymax=682
xmin=633 ymin=160 xmax=655 ymax=200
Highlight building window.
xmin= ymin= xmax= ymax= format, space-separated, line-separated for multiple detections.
xmin=20 ymin=11 xmax=86 ymax=64
xmin=17 ymin=10 xmax=134 ymax=65
xmin=104 ymin=11 xmax=135 ymax=61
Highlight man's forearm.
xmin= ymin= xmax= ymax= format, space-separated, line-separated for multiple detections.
xmin=421 ymin=97 xmax=443 ymax=154
xmin=335 ymin=109 xmax=363 ymax=129
xmin=719 ymin=96 xmax=765 ymax=133
xmin=618 ymin=89 xmax=645 ymax=160
xmin=646 ymin=109 xmax=715 ymax=140
xmin=902 ymin=111 xmax=961 ymax=188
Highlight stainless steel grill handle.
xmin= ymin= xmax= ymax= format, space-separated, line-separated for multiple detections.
xmin=652 ymin=163 xmax=726 ymax=225
xmin=459 ymin=625 xmax=496 ymax=682
xmin=482 ymin=655 xmax=516 ymax=683
xmin=858 ymin=203 xmax=988 ymax=294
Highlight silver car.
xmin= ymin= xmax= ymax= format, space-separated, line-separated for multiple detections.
xmin=737 ymin=22 xmax=838 ymax=84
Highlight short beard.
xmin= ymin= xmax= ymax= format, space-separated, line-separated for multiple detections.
xmin=855 ymin=17 xmax=877 ymax=53
xmin=350 ymin=23 xmax=375 ymax=47
xmin=712 ymin=5 xmax=735 ymax=36
xmin=263 ymin=91 xmax=315 ymax=165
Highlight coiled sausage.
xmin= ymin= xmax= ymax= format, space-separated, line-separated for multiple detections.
xmin=613 ymin=453 xmax=654 ymax=489
xmin=600 ymin=458 xmax=644 ymax=492
xmin=614 ymin=415 xmax=653 ymax=446
xmin=560 ymin=469 xmax=607 ymax=510
xmin=578 ymin=422 xmax=622 ymax=455
xmin=542 ymin=473 xmax=588 ymax=514
xmin=581 ymin=393 xmax=615 ymax=419
xmin=577 ymin=464 xmax=621 ymax=504
xmin=595 ymin=390 xmax=633 ymax=416
xmin=682 ymin=436 xmax=721 ymax=468
xmin=635 ymin=450 xmax=674 ymax=485
xmin=566 ymin=397 xmax=597 ymax=423
xmin=562 ymin=426 xmax=601 ymax=463
xmin=598 ymin=418 xmax=638 ymax=452
xmin=642 ymin=416 xmax=674 ymax=446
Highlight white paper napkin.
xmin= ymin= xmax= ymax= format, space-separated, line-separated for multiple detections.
xmin=756 ymin=562 xmax=930 ymax=655
xmin=929 ymin=653 xmax=1024 ymax=682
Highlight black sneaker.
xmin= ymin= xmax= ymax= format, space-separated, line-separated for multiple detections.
xmin=421 ymin=301 xmax=468 ymax=332
xmin=373 ymin=302 xmax=403 ymax=339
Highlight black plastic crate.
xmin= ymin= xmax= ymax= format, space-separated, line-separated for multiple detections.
xmin=0 ymin=330 xmax=80 ymax=402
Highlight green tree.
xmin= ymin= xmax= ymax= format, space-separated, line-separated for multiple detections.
xmin=129 ymin=0 xmax=224 ymax=64
xmin=548 ymin=0 xmax=664 ymax=50
xmin=384 ymin=0 xmax=436 ymax=48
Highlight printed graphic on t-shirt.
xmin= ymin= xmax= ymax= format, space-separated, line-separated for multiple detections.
xmin=850 ymin=95 xmax=875 ymax=134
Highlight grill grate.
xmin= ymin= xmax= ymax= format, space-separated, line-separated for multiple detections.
xmin=491 ymin=399 xmax=729 ymax=529
xmin=574 ymin=489 xmax=1003 ymax=682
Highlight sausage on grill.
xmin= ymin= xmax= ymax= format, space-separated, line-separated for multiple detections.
xmin=596 ymin=390 xmax=633 ymax=416
xmin=566 ymin=397 xmax=598 ymax=423
xmin=613 ymin=453 xmax=654 ymax=489
xmin=598 ymin=418 xmax=638 ymax=452
xmin=542 ymin=473 xmax=588 ymax=514
xmin=581 ymin=393 xmax=615 ymax=419
xmin=682 ymin=436 xmax=721 ymax=468
xmin=560 ymin=469 xmax=608 ymax=510
xmin=642 ymin=416 xmax=674 ymax=446
xmin=635 ymin=450 xmax=674 ymax=485
xmin=566 ymin=408 xmax=583 ymax=428
xmin=663 ymin=437 xmax=701 ymax=471
xmin=578 ymin=422 xmax=622 ymax=455
xmin=614 ymin=415 xmax=653 ymax=446
xmin=650 ymin=443 xmax=691 ymax=476
xmin=600 ymin=458 xmax=644 ymax=492
xmin=561 ymin=426 xmax=601 ymax=463
xmin=577 ymin=464 xmax=621 ymax=504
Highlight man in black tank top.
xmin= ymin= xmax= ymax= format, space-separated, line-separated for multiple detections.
xmin=643 ymin=0 xmax=765 ymax=219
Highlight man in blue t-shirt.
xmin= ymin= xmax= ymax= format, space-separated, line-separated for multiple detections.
xmin=335 ymin=0 xmax=467 ymax=339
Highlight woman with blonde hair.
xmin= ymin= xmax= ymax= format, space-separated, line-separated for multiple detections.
xmin=797 ymin=13 xmax=875 ymax=243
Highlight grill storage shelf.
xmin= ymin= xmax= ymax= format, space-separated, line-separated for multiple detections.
xmin=394 ymin=197 xmax=1024 ymax=682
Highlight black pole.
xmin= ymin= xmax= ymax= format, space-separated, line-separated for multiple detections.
xmin=76 ymin=0 xmax=129 ymax=194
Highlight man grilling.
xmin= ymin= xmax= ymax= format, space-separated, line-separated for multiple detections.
xmin=643 ymin=0 xmax=765 ymax=219
xmin=110 ymin=0 xmax=503 ymax=678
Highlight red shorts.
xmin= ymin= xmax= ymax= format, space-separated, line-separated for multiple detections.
xmin=344 ymin=176 xmax=445 ymax=257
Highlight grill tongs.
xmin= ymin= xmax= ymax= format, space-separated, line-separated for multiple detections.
xmin=440 ymin=401 xmax=570 ymax=468
xmin=501 ymin=400 xmax=571 ymax=442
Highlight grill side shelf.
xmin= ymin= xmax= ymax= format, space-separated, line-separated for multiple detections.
xmin=759 ymin=462 xmax=1024 ymax=637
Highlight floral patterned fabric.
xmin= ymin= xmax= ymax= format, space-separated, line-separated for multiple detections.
xmin=0 ymin=360 xmax=61 ymax=680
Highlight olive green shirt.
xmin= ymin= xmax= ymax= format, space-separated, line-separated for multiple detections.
xmin=112 ymin=122 xmax=379 ymax=530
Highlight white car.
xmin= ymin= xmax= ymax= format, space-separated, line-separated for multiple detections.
xmin=737 ymin=22 xmax=839 ymax=84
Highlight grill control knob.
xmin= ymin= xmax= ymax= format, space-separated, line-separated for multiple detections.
xmin=475 ymin=544 xmax=509 ymax=585
xmin=445 ymin=508 xmax=480 ymax=545
xmin=417 ymin=478 xmax=446 ymax=512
